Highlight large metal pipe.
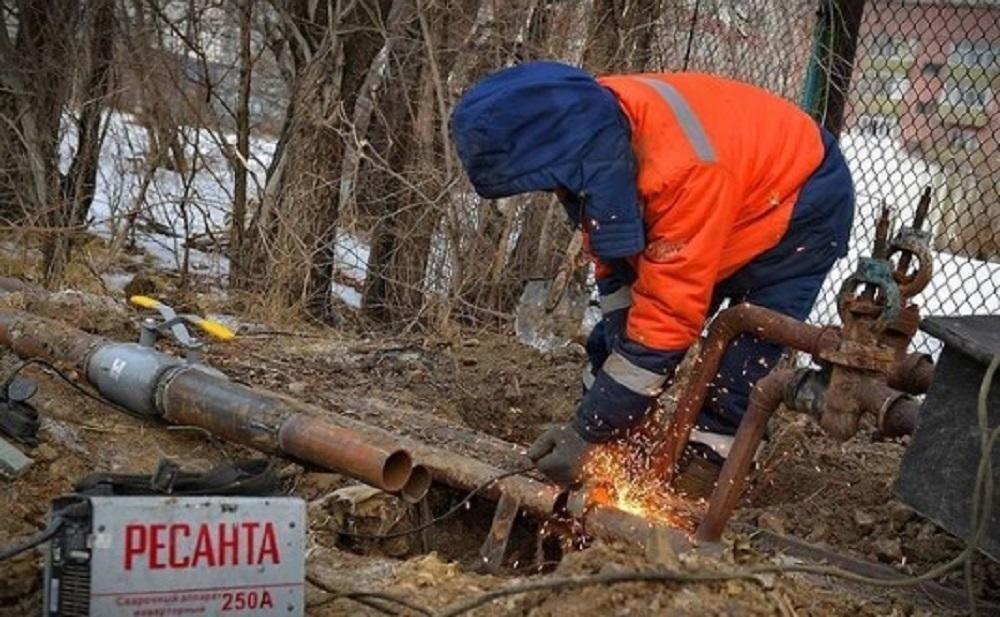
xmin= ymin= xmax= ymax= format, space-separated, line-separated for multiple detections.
xmin=0 ymin=306 xmax=679 ymax=551
xmin=0 ymin=309 xmax=414 ymax=494
xmin=0 ymin=308 xmax=102 ymax=367
xmin=277 ymin=411 xmax=412 ymax=492
xmin=650 ymin=304 xmax=838 ymax=482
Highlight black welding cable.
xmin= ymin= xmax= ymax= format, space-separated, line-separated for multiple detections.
xmin=0 ymin=516 xmax=63 ymax=562
xmin=3 ymin=358 xmax=146 ymax=419
xmin=336 ymin=464 xmax=537 ymax=541
xmin=306 ymin=573 xmax=433 ymax=616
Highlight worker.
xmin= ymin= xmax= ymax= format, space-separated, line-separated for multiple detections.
xmin=450 ymin=62 xmax=855 ymax=489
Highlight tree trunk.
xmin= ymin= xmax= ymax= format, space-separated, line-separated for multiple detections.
xmin=43 ymin=0 xmax=116 ymax=285
xmin=0 ymin=1 xmax=79 ymax=229
xmin=229 ymin=0 xmax=253 ymax=288
xmin=243 ymin=0 xmax=393 ymax=319
xmin=362 ymin=0 xmax=480 ymax=325
xmin=361 ymin=4 xmax=431 ymax=323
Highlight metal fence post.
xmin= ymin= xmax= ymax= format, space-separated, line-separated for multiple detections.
xmin=802 ymin=0 xmax=867 ymax=136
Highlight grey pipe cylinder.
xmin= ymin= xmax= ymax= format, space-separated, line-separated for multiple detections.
xmin=86 ymin=343 xmax=182 ymax=415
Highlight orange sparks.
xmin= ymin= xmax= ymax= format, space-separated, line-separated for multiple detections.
xmin=582 ymin=433 xmax=704 ymax=533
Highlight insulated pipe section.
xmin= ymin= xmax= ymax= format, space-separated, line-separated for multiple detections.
xmin=87 ymin=343 xmax=183 ymax=416
xmin=277 ymin=413 xmax=412 ymax=493
xmin=651 ymin=304 xmax=837 ymax=482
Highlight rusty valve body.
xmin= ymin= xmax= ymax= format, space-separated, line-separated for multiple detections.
xmin=658 ymin=190 xmax=938 ymax=543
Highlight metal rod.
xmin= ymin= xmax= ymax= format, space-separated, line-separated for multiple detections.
xmin=650 ymin=304 xmax=836 ymax=482
xmin=478 ymin=492 xmax=521 ymax=574
xmin=895 ymin=187 xmax=932 ymax=278
xmin=694 ymin=369 xmax=796 ymax=542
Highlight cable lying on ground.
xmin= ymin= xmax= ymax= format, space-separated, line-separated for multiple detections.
xmin=3 ymin=358 xmax=144 ymax=419
xmin=0 ymin=516 xmax=64 ymax=562
xmin=306 ymin=573 xmax=434 ymax=616
xmin=335 ymin=465 xmax=536 ymax=541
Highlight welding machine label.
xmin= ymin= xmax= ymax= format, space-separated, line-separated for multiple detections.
xmin=86 ymin=496 xmax=305 ymax=616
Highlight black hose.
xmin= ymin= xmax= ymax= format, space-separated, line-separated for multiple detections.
xmin=0 ymin=517 xmax=63 ymax=562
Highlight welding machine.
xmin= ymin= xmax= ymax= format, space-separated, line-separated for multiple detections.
xmin=42 ymin=495 xmax=306 ymax=616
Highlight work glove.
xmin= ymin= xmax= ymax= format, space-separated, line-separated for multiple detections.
xmin=574 ymin=337 xmax=686 ymax=442
xmin=527 ymin=423 xmax=595 ymax=487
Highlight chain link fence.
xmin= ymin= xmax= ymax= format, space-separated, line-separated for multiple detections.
xmin=676 ymin=0 xmax=999 ymax=353
xmin=814 ymin=0 xmax=1000 ymax=353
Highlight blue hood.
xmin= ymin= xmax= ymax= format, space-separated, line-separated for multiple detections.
xmin=450 ymin=61 xmax=644 ymax=259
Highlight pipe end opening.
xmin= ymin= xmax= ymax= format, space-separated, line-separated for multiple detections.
xmin=400 ymin=465 xmax=432 ymax=504
xmin=382 ymin=450 xmax=412 ymax=492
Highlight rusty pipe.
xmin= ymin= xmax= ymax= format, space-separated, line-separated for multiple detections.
xmin=651 ymin=304 xmax=836 ymax=482
xmin=694 ymin=368 xmax=796 ymax=543
xmin=156 ymin=363 xmax=417 ymax=494
xmin=0 ymin=308 xmax=102 ymax=369
xmin=879 ymin=397 xmax=920 ymax=439
xmin=400 ymin=465 xmax=432 ymax=503
xmin=277 ymin=411 xmax=412 ymax=492
xmin=0 ymin=308 xmax=417 ymax=494
xmin=887 ymin=352 xmax=934 ymax=395
xmin=0 ymin=305 xmax=701 ymax=553
xmin=854 ymin=380 xmax=920 ymax=438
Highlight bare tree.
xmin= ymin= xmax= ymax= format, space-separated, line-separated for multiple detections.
xmin=0 ymin=1 xmax=80 ymax=232
xmin=362 ymin=0 xmax=481 ymax=325
xmin=583 ymin=0 xmax=660 ymax=73
xmin=228 ymin=0 xmax=252 ymax=287
xmin=44 ymin=0 xmax=117 ymax=284
xmin=242 ymin=0 xmax=394 ymax=320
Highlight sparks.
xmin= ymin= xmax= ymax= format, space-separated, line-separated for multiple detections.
xmin=580 ymin=412 xmax=705 ymax=533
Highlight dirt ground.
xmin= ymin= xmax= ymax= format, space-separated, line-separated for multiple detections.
xmin=1 ymin=283 xmax=997 ymax=616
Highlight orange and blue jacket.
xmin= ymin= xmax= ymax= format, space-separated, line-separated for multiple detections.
xmin=451 ymin=62 xmax=827 ymax=352
xmin=595 ymin=72 xmax=825 ymax=350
